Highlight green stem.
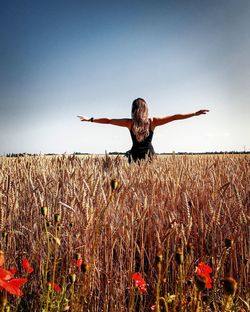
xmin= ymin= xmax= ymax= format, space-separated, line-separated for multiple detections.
xmin=162 ymin=233 xmax=171 ymax=312
xmin=195 ymin=290 xmax=201 ymax=312
xmin=156 ymin=261 xmax=162 ymax=312
xmin=179 ymin=265 xmax=183 ymax=312
xmin=51 ymin=224 xmax=59 ymax=295
xmin=159 ymin=297 xmax=169 ymax=312
xmin=45 ymin=284 xmax=51 ymax=312
xmin=128 ymin=286 xmax=135 ymax=312
xmin=43 ymin=217 xmax=51 ymax=289
xmin=70 ymin=282 xmax=75 ymax=310
xmin=164 ymin=235 xmax=170 ymax=291
xmin=43 ymin=216 xmax=51 ymax=312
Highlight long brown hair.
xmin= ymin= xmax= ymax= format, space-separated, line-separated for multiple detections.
xmin=131 ymin=98 xmax=150 ymax=142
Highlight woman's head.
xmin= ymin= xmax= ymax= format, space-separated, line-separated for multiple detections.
xmin=131 ymin=98 xmax=150 ymax=142
xmin=131 ymin=98 xmax=148 ymax=121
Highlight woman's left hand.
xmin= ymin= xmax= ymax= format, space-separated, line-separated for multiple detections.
xmin=77 ymin=115 xmax=89 ymax=121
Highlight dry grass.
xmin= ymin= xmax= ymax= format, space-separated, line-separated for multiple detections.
xmin=0 ymin=154 xmax=249 ymax=311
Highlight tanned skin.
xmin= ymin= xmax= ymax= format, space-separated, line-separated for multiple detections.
xmin=77 ymin=109 xmax=209 ymax=130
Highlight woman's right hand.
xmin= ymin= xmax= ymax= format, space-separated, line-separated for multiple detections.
xmin=77 ymin=115 xmax=89 ymax=122
xmin=195 ymin=110 xmax=209 ymax=116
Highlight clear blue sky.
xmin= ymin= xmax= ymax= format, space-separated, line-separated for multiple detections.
xmin=1 ymin=0 xmax=249 ymax=154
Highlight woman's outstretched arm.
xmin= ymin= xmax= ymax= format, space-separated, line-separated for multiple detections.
xmin=77 ymin=116 xmax=132 ymax=128
xmin=151 ymin=109 xmax=209 ymax=127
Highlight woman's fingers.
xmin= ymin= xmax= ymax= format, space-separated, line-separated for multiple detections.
xmin=77 ymin=115 xmax=87 ymax=121
xmin=196 ymin=109 xmax=209 ymax=115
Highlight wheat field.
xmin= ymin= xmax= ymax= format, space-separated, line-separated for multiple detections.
xmin=0 ymin=154 xmax=249 ymax=311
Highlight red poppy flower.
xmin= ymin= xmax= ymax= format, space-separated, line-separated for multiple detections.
xmin=0 ymin=278 xmax=27 ymax=296
xmin=0 ymin=253 xmax=28 ymax=297
xmin=132 ymin=272 xmax=147 ymax=294
xmin=76 ymin=257 xmax=83 ymax=269
xmin=53 ymin=282 xmax=62 ymax=292
xmin=196 ymin=262 xmax=212 ymax=275
xmin=195 ymin=262 xmax=212 ymax=289
xmin=22 ymin=258 xmax=33 ymax=274
xmin=48 ymin=282 xmax=62 ymax=292
xmin=0 ymin=268 xmax=12 ymax=281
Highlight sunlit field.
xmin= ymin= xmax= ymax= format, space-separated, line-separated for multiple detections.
xmin=0 ymin=154 xmax=249 ymax=311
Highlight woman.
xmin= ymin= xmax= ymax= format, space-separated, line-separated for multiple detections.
xmin=78 ymin=98 xmax=209 ymax=162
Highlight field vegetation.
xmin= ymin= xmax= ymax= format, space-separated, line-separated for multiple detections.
xmin=0 ymin=154 xmax=249 ymax=311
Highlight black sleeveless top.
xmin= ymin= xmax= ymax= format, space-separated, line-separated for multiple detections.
xmin=129 ymin=123 xmax=155 ymax=162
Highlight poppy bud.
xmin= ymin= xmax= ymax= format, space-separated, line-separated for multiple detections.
xmin=156 ymin=254 xmax=163 ymax=265
xmin=81 ymin=262 xmax=88 ymax=273
xmin=54 ymin=237 xmax=61 ymax=246
xmin=54 ymin=213 xmax=60 ymax=223
xmin=223 ymin=277 xmax=237 ymax=296
xmin=70 ymin=273 xmax=76 ymax=283
xmin=41 ymin=207 xmax=48 ymax=217
xmin=111 ymin=179 xmax=118 ymax=191
xmin=175 ymin=249 xmax=183 ymax=265
xmin=75 ymin=253 xmax=82 ymax=260
xmin=225 ymin=238 xmax=233 ymax=249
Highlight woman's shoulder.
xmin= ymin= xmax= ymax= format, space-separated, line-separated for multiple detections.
xmin=125 ymin=118 xmax=133 ymax=130
xmin=149 ymin=118 xmax=155 ymax=131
